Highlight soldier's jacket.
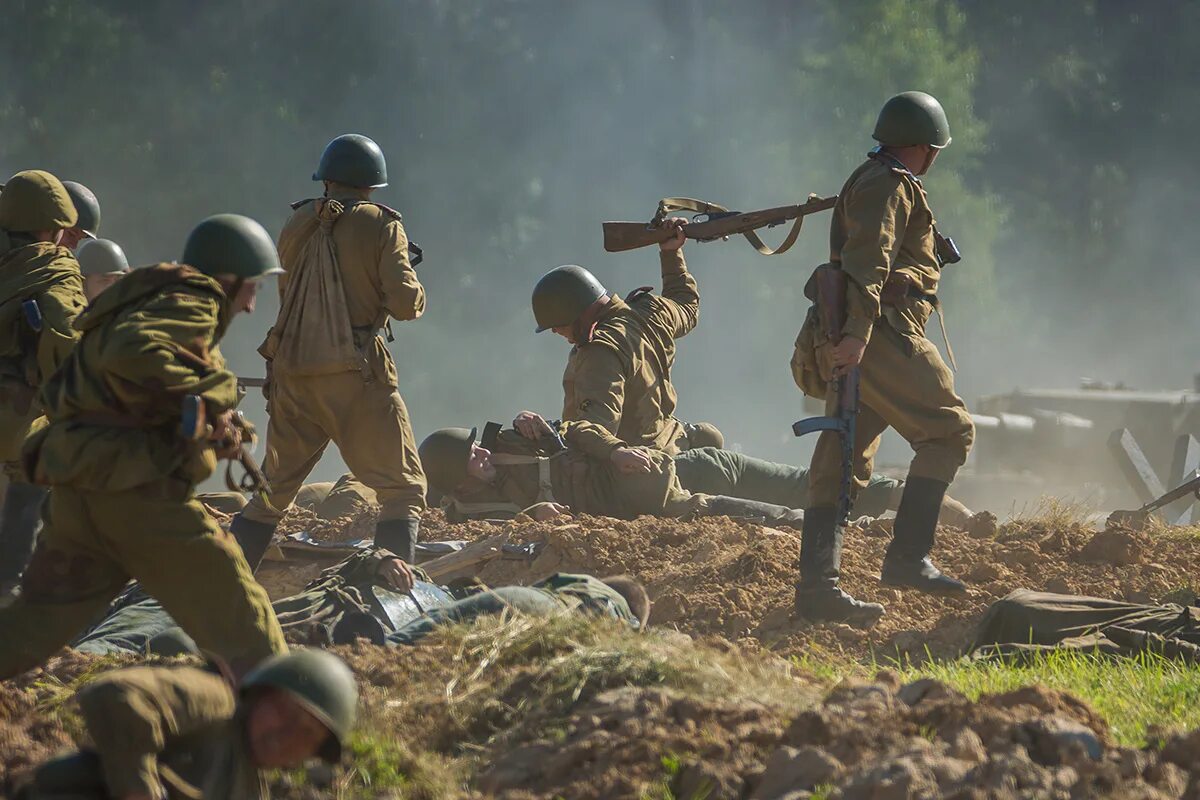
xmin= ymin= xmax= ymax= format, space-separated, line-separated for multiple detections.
xmin=830 ymin=152 xmax=941 ymax=345
xmin=75 ymin=665 xmax=263 ymax=799
xmin=444 ymin=427 xmax=694 ymax=521
xmin=561 ymin=249 xmax=698 ymax=457
xmin=534 ymin=572 xmax=639 ymax=627
xmin=0 ymin=240 xmax=86 ymax=462
xmin=23 ymin=264 xmax=238 ymax=491
xmin=265 ymin=194 xmax=425 ymax=386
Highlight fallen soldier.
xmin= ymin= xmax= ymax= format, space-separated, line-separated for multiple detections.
xmin=15 ymin=650 xmax=356 ymax=800
xmin=419 ymin=424 xmax=809 ymax=528
xmin=383 ymin=573 xmax=650 ymax=645
xmin=971 ymin=588 xmax=1200 ymax=662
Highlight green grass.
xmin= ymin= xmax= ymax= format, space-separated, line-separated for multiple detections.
xmin=796 ymin=647 xmax=1200 ymax=747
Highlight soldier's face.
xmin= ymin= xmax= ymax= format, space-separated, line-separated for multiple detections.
xmin=60 ymin=228 xmax=88 ymax=251
xmin=84 ymin=273 xmax=122 ymax=302
xmin=231 ymin=280 xmax=261 ymax=315
xmin=246 ymin=688 xmax=333 ymax=768
xmin=466 ymin=444 xmax=497 ymax=482
xmin=551 ymin=325 xmax=575 ymax=343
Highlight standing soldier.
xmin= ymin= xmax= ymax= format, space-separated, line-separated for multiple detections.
xmin=228 ymin=134 xmax=428 ymax=575
xmin=0 ymin=214 xmax=289 ymax=678
xmin=76 ymin=238 xmax=131 ymax=302
xmin=0 ymin=171 xmax=87 ymax=595
xmin=791 ymin=92 xmax=975 ymax=628
xmin=519 ymin=220 xmax=721 ymax=458
xmin=60 ymin=180 xmax=102 ymax=252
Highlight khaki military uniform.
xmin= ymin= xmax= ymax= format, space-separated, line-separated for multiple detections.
xmin=0 ymin=241 xmax=85 ymax=469
xmin=793 ymin=154 xmax=974 ymax=508
xmin=0 ymin=265 xmax=287 ymax=679
xmin=242 ymin=195 xmax=426 ymax=525
xmin=27 ymin=665 xmax=263 ymax=799
xmin=561 ymin=249 xmax=699 ymax=457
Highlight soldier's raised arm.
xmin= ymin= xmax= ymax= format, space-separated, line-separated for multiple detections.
xmin=654 ymin=220 xmax=698 ymax=339
xmin=378 ymin=216 xmax=425 ymax=322
xmin=77 ymin=667 xmax=236 ymax=799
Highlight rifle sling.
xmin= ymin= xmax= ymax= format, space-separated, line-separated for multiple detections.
xmin=655 ymin=197 xmax=810 ymax=257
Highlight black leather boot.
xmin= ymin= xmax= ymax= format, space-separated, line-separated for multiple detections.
xmin=375 ymin=517 xmax=419 ymax=563
xmin=794 ymin=505 xmax=884 ymax=628
xmin=881 ymin=476 xmax=966 ymax=594
xmin=0 ymin=482 xmax=47 ymax=588
xmin=700 ymin=495 xmax=804 ymax=529
xmin=229 ymin=515 xmax=277 ymax=573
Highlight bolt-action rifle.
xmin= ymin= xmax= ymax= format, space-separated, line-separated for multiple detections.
xmin=791 ymin=265 xmax=859 ymax=526
xmin=181 ymin=395 xmax=271 ymax=499
xmin=603 ymin=194 xmax=837 ymax=255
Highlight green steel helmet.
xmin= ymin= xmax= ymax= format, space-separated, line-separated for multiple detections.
xmin=62 ymin=181 xmax=101 ymax=236
xmin=419 ymin=427 xmax=477 ymax=494
xmin=182 ymin=214 xmax=283 ymax=279
xmin=531 ymin=265 xmax=607 ymax=333
xmin=241 ymin=649 xmax=358 ymax=763
xmin=76 ymin=238 xmax=129 ymax=276
xmin=872 ymin=91 xmax=952 ymax=149
xmin=312 ymin=134 xmax=388 ymax=188
xmin=0 ymin=170 xmax=78 ymax=233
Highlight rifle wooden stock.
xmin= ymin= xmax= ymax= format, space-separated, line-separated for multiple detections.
xmin=603 ymin=195 xmax=837 ymax=253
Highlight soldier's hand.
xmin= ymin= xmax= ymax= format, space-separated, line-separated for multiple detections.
xmin=514 ymin=410 xmax=553 ymax=440
xmin=611 ymin=447 xmax=653 ymax=474
xmin=527 ymin=501 xmax=571 ymax=521
xmin=830 ymin=336 xmax=867 ymax=375
xmin=378 ymin=557 xmax=416 ymax=594
xmin=211 ymin=410 xmax=243 ymax=459
xmin=659 ymin=217 xmax=687 ymax=252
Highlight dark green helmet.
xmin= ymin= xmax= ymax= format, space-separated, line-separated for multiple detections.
xmin=76 ymin=238 xmax=129 ymax=276
xmin=872 ymin=91 xmax=952 ymax=149
xmin=182 ymin=214 xmax=283 ymax=279
xmin=0 ymin=170 xmax=77 ymax=232
xmin=62 ymin=181 xmax=101 ymax=236
xmin=419 ymin=427 xmax=477 ymax=494
xmin=241 ymin=649 xmax=358 ymax=763
xmin=532 ymin=265 xmax=607 ymax=333
xmin=313 ymin=134 xmax=388 ymax=188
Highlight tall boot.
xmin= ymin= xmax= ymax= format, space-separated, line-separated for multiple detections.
xmin=375 ymin=517 xmax=419 ymax=563
xmin=0 ymin=482 xmax=47 ymax=588
xmin=793 ymin=506 xmax=883 ymax=628
xmin=699 ymin=495 xmax=804 ymax=529
xmin=229 ymin=515 xmax=277 ymax=573
xmin=881 ymin=476 xmax=966 ymax=594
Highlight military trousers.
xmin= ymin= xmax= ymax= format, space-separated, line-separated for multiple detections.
xmin=0 ymin=479 xmax=286 ymax=679
xmin=674 ymin=447 xmax=901 ymax=518
xmin=387 ymin=587 xmax=563 ymax=646
xmin=808 ymin=323 xmax=974 ymax=509
xmin=242 ymin=369 xmax=427 ymax=524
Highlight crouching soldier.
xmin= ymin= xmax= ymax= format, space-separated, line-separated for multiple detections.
xmin=16 ymin=649 xmax=357 ymax=800
xmin=385 ymin=573 xmax=650 ymax=645
xmin=418 ymin=424 xmax=805 ymax=528
xmin=0 ymin=214 xmax=288 ymax=679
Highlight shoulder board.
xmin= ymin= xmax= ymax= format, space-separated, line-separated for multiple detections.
xmin=367 ymin=201 xmax=404 ymax=222
xmin=290 ymin=198 xmax=317 ymax=210
xmin=624 ymin=286 xmax=654 ymax=304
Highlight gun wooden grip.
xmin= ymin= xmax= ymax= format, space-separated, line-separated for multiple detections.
xmin=603 ymin=222 xmax=671 ymax=253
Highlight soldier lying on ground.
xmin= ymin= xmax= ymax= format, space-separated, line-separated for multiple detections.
xmin=15 ymin=650 xmax=357 ymax=800
xmin=419 ymin=424 xmax=808 ymax=527
xmin=970 ymin=589 xmax=1200 ymax=662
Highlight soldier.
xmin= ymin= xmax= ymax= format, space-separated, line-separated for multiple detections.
xmin=76 ymin=237 xmax=130 ymax=302
xmin=0 ymin=214 xmax=289 ymax=679
xmin=418 ymin=425 xmax=805 ymax=529
xmin=229 ymin=134 xmax=427 ymax=577
xmin=0 ymin=171 xmax=87 ymax=595
xmin=386 ymin=573 xmax=650 ymax=645
xmin=60 ymin=180 xmax=101 ymax=251
xmin=791 ymin=91 xmax=975 ymax=629
xmin=18 ymin=650 xmax=357 ymax=800
xmin=521 ymin=218 xmax=721 ymax=457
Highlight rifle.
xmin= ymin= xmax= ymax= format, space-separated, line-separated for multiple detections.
xmin=181 ymin=395 xmax=272 ymax=499
xmin=237 ymin=377 xmax=267 ymax=389
xmin=603 ymin=194 xmax=837 ymax=255
xmin=791 ymin=266 xmax=859 ymax=525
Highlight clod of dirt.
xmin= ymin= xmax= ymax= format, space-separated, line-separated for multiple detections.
xmin=751 ymin=745 xmax=844 ymax=798
xmin=1078 ymin=529 xmax=1146 ymax=565
xmin=966 ymin=511 xmax=999 ymax=539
